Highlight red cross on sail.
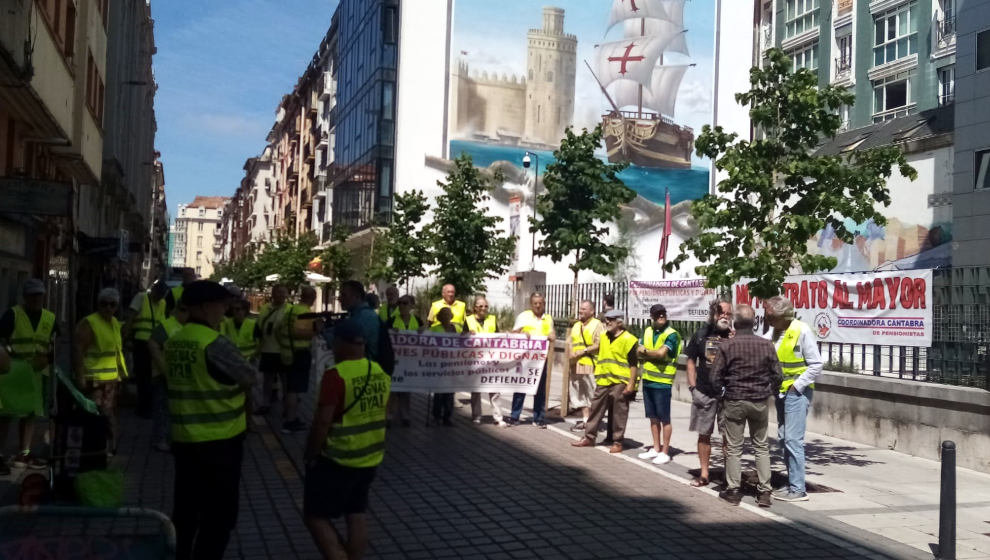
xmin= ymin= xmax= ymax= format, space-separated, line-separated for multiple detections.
xmin=607 ymin=0 xmax=669 ymax=31
xmin=594 ymin=35 xmax=669 ymax=89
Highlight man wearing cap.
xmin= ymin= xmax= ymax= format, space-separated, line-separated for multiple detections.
xmin=123 ymin=280 xmax=169 ymax=418
xmin=510 ymin=292 xmax=555 ymax=428
xmin=74 ymin=288 xmax=128 ymax=454
xmin=304 ymin=319 xmax=390 ymax=560
xmin=636 ymin=304 xmax=682 ymax=465
xmin=164 ymin=280 xmax=257 ymax=560
xmin=0 ymin=278 xmax=57 ymax=472
xmin=571 ymin=309 xmax=639 ymax=453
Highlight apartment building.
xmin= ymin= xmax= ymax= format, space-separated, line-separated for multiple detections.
xmin=173 ymin=196 xmax=228 ymax=278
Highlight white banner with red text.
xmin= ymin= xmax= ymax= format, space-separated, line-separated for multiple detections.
xmin=389 ymin=332 xmax=549 ymax=394
xmin=628 ymin=278 xmax=718 ymax=322
xmin=732 ymin=270 xmax=933 ymax=347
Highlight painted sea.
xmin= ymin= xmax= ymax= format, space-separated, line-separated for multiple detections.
xmin=450 ymin=140 xmax=709 ymax=206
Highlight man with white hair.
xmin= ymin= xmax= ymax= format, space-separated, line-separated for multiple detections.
xmin=74 ymin=287 xmax=129 ymax=454
xmin=763 ymin=295 xmax=823 ymax=502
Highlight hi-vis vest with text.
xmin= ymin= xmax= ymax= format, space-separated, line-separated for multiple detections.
xmin=516 ymin=310 xmax=553 ymax=337
xmin=570 ymin=318 xmax=602 ymax=368
xmin=776 ymin=320 xmax=812 ymax=392
xmin=323 ymin=358 xmax=391 ymax=468
xmin=83 ymin=313 xmax=127 ymax=381
xmin=595 ymin=330 xmax=639 ymax=387
xmin=9 ymin=306 xmax=56 ymax=361
xmin=429 ymin=299 xmax=466 ymax=328
xmin=640 ymin=325 xmax=682 ymax=385
xmin=465 ymin=314 xmax=496 ymax=334
xmin=390 ymin=314 xmax=421 ymax=331
xmin=134 ymin=293 xmax=166 ymax=341
xmin=164 ymin=323 xmax=246 ymax=443
xmin=222 ymin=317 xmax=258 ymax=359
xmin=168 ymin=285 xmax=184 ymax=317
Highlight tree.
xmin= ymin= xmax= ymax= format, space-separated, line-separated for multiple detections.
xmin=319 ymin=225 xmax=353 ymax=297
xmin=531 ymin=125 xmax=635 ymax=318
xmin=666 ymin=49 xmax=916 ymax=298
xmin=367 ymin=190 xmax=433 ymax=290
xmin=431 ymin=153 xmax=516 ymax=296
xmin=253 ymin=232 xmax=317 ymax=291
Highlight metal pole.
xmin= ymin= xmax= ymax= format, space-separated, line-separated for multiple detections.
xmin=938 ymin=440 xmax=956 ymax=559
xmin=530 ymin=152 xmax=539 ymax=271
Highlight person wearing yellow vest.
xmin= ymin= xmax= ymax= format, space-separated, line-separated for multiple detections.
xmin=509 ymin=292 xmax=555 ymax=427
xmin=427 ymin=283 xmax=466 ymax=329
xmin=386 ymin=295 xmax=421 ymax=428
xmin=220 ymin=299 xmax=259 ymax=362
xmin=636 ymin=304 xmax=682 ymax=465
xmin=165 ymin=268 xmax=197 ymax=317
xmin=568 ymin=300 xmax=603 ymax=433
xmin=764 ymin=296 xmax=823 ymax=503
xmin=124 ymin=280 xmax=169 ymax=418
xmin=571 ymin=309 xmax=639 ymax=454
xmin=430 ymin=308 xmax=462 ymax=426
xmin=164 ymin=280 xmax=257 ymax=560
xmin=0 ymin=278 xmax=57 ymax=472
xmin=256 ymin=284 xmax=289 ymax=415
xmin=147 ymin=303 xmax=189 ymax=452
xmin=280 ymin=286 xmax=320 ymax=434
xmin=466 ymin=296 xmax=505 ymax=426
xmin=73 ymin=287 xmax=128 ymax=455
xmin=304 ymin=319 xmax=390 ymax=560
xmin=378 ymin=285 xmax=400 ymax=322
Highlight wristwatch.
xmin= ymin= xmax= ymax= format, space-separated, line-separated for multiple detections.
xmin=688 ymin=385 xmax=696 ymax=392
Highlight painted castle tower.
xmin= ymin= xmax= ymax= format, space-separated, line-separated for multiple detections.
xmin=449 ymin=6 xmax=576 ymax=148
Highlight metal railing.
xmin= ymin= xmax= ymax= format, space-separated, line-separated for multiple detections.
xmin=937 ymin=16 xmax=955 ymax=45
xmin=539 ymin=266 xmax=990 ymax=389
xmin=331 ymin=183 xmax=376 ymax=231
xmin=834 ymin=56 xmax=851 ymax=79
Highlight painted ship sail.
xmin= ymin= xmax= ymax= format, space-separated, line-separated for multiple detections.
xmin=594 ymin=0 xmax=695 ymax=169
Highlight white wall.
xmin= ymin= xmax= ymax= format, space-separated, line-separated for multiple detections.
xmin=711 ymin=0 xmax=755 ymax=193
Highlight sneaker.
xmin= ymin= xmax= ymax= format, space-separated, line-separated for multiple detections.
xmin=0 ymin=456 xmax=9 ymax=476
xmin=773 ymin=491 xmax=809 ymax=502
xmin=651 ymin=452 xmax=672 ymax=465
xmin=472 ymin=418 xmax=482 ymax=424
xmin=719 ymin=489 xmax=742 ymax=506
xmin=757 ymin=491 xmax=772 ymax=508
xmin=504 ymin=418 xmax=519 ymax=427
xmin=496 ymin=420 xmax=508 ymax=428
xmin=535 ymin=422 xmax=547 ymax=429
xmin=570 ymin=421 xmax=586 ymax=432
xmin=281 ymin=419 xmax=307 ymax=434
xmin=638 ymin=449 xmax=660 ymax=460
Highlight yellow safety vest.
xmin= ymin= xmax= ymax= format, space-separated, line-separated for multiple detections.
xmin=429 ymin=299 xmax=466 ymax=328
xmin=133 ymin=293 xmax=166 ymax=341
xmin=164 ymin=323 xmax=246 ymax=443
xmin=168 ymin=285 xmax=184 ymax=317
xmin=323 ymin=358 xmax=390 ymax=468
xmin=221 ymin=317 xmax=258 ymax=360
xmin=162 ymin=316 xmax=184 ymax=339
xmin=378 ymin=303 xmax=398 ymax=322
xmin=640 ymin=325 xmax=682 ymax=385
xmin=9 ymin=306 xmax=55 ymax=361
xmin=776 ymin=320 xmax=812 ymax=392
xmin=516 ymin=310 xmax=553 ymax=337
xmin=465 ymin=314 xmax=497 ymax=334
xmin=82 ymin=313 xmax=127 ymax=381
xmin=570 ymin=318 xmax=602 ymax=368
xmin=430 ymin=323 xmax=461 ymax=334
xmin=595 ymin=330 xmax=639 ymax=387
xmin=390 ymin=314 xmax=420 ymax=331
xmin=283 ymin=304 xmax=313 ymax=351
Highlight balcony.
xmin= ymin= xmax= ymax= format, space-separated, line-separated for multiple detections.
xmin=332 ymin=184 xmax=378 ymax=232
xmin=761 ymin=24 xmax=773 ymax=52
xmin=835 ymin=56 xmax=852 ymax=80
xmin=936 ymin=16 xmax=955 ymax=46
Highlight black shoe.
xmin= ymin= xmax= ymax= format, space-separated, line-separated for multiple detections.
xmin=401 ymin=419 xmax=411 ymax=428
xmin=0 ymin=456 xmax=9 ymax=476
xmin=719 ymin=489 xmax=742 ymax=506
xmin=505 ymin=418 xmax=519 ymax=426
xmin=757 ymin=491 xmax=772 ymax=508
xmin=535 ymin=422 xmax=548 ymax=429
xmin=281 ymin=419 xmax=307 ymax=434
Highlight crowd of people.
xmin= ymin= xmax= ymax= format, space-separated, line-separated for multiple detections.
xmin=0 ymin=273 xmax=824 ymax=558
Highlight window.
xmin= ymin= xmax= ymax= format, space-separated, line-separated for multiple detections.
xmin=791 ymin=43 xmax=818 ymax=71
xmin=198 ymin=208 xmax=205 ymax=217
xmin=785 ymin=0 xmax=819 ymax=39
xmin=382 ymin=6 xmax=397 ymax=44
xmin=836 ymin=34 xmax=852 ymax=73
xmin=196 ymin=266 xmax=202 ymax=275
xmin=938 ymin=66 xmax=954 ymax=105
xmin=873 ymin=3 xmax=918 ymax=66
xmin=838 ymin=104 xmax=851 ymax=130
xmin=196 ymin=251 xmax=202 ymax=263
xmin=197 ymin=236 xmax=203 ymax=248
xmin=977 ymin=150 xmax=990 ymax=189
xmin=547 ymin=71 xmax=554 ymax=82
xmin=85 ymin=51 xmax=105 ymax=126
xmin=873 ymin=72 xmax=913 ymax=121
xmin=979 ymin=30 xmax=990 ymax=70
xmin=197 ymin=222 xmax=204 ymax=232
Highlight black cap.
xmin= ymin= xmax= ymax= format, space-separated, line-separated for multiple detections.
xmin=334 ymin=320 xmax=365 ymax=344
xmin=181 ymin=281 xmax=233 ymax=306
xmin=650 ymin=304 xmax=668 ymax=318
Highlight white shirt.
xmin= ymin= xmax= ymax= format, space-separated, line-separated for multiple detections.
xmin=764 ymin=320 xmax=823 ymax=394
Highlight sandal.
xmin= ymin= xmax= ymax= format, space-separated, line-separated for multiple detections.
xmin=690 ymin=476 xmax=710 ymax=487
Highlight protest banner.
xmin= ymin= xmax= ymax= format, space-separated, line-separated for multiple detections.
xmin=628 ymin=279 xmax=717 ymax=321
xmin=732 ymin=269 xmax=933 ymax=347
xmin=390 ymin=331 xmax=549 ymax=393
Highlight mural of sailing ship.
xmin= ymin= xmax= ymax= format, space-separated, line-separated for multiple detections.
xmin=592 ymin=0 xmax=695 ymax=169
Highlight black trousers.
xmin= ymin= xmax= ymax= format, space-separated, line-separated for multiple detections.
xmin=132 ymin=341 xmax=153 ymax=417
xmin=432 ymin=393 xmax=454 ymax=421
xmin=172 ymin=434 xmax=244 ymax=560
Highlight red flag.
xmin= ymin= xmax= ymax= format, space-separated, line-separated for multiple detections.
xmin=658 ymin=188 xmax=671 ymax=263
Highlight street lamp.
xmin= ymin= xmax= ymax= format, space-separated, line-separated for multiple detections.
xmin=522 ymin=151 xmax=539 ymax=271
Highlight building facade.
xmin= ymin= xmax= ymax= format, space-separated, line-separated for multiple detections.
xmin=173 ymin=196 xmax=228 ymax=279
xmin=523 ymin=7 xmax=577 ymax=147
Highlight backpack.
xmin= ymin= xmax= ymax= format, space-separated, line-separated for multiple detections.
xmin=376 ymin=317 xmax=396 ymax=376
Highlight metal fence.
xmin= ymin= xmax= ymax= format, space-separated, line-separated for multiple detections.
xmin=538 ymin=266 xmax=990 ymax=389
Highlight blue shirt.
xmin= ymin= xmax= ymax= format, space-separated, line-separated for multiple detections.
xmin=347 ymin=302 xmax=381 ymax=361
xmin=640 ymin=328 xmax=679 ymax=389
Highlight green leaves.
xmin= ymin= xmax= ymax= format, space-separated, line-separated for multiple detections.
xmin=666 ymin=48 xmax=915 ymax=299
xmin=368 ymin=190 xmax=432 ymax=287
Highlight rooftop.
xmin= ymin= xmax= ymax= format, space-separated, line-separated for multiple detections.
xmin=187 ymin=195 xmax=230 ymax=209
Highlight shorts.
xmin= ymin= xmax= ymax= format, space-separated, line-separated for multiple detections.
xmin=282 ymin=350 xmax=311 ymax=394
xmin=85 ymin=381 xmax=119 ymax=411
xmin=688 ymin=389 xmax=723 ymax=436
xmin=568 ymin=373 xmax=595 ymax=409
xmin=304 ymin=457 xmax=377 ymax=519
xmin=642 ymin=385 xmax=672 ymax=423
xmin=259 ymin=353 xmax=284 ymax=376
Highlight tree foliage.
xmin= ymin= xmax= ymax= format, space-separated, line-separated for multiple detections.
xmin=666 ymin=48 xmax=917 ymax=298
xmin=367 ymin=190 xmax=433 ymax=288
xmin=318 ymin=225 xmax=353 ymax=296
xmin=431 ymin=153 xmax=516 ymax=296
xmin=212 ymin=233 xmax=317 ymax=292
xmin=531 ymin=125 xmax=635 ymax=316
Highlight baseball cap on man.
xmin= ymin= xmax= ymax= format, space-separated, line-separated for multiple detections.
xmin=181 ymin=281 xmax=232 ymax=306
xmin=603 ymin=309 xmax=624 ymax=320
xmin=23 ymin=279 xmax=46 ymax=295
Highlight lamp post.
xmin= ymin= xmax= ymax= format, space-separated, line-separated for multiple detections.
xmin=522 ymin=151 xmax=539 ymax=271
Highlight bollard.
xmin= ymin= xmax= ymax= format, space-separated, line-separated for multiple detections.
xmin=938 ymin=441 xmax=956 ymax=560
